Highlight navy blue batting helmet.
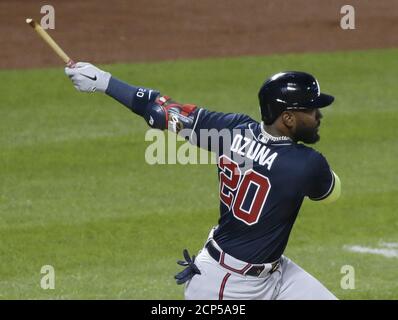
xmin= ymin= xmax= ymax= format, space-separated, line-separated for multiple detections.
xmin=258 ymin=71 xmax=334 ymax=124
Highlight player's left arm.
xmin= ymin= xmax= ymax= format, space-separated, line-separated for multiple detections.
xmin=65 ymin=62 xmax=198 ymax=133
xmin=305 ymin=152 xmax=341 ymax=203
xmin=105 ymin=77 xmax=254 ymax=153
xmin=65 ymin=63 xmax=254 ymax=153
xmin=105 ymin=76 xmax=199 ymax=133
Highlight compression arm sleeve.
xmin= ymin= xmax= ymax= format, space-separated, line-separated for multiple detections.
xmin=105 ymin=76 xmax=198 ymax=133
xmin=319 ymin=171 xmax=341 ymax=203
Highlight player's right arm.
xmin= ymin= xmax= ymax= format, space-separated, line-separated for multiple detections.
xmin=304 ymin=151 xmax=341 ymax=204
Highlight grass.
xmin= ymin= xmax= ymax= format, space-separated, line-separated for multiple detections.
xmin=0 ymin=48 xmax=397 ymax=299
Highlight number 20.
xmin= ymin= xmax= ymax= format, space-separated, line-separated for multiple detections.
xmin=219 ymin=155 xmax=271 ymax=225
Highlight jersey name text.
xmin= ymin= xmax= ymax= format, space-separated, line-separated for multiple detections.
xmin=230 ymin=134 xmax=278 ymax=170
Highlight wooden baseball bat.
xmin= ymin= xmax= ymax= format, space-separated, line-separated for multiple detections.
xmin=26 ymin=18 xmax=75 ymax=67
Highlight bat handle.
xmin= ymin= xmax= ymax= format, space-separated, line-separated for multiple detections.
xmin=66 ymin=59 xmax=76 ymax=68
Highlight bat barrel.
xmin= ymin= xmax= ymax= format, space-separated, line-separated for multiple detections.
xmin=26 ymin=18 xmax=73 ymax=66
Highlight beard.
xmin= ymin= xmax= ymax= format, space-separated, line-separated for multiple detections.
xmin=293 ymin=125 xmax=320 ymax=144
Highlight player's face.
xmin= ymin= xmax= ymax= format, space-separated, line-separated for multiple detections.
xmin=292 ymin=108 xmax=322 ymax=144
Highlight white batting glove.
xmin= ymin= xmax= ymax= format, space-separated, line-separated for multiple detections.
xmin=65 ymin=62 xmax=111 ymax=93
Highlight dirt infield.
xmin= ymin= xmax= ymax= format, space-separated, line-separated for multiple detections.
xmin=1 ymin=0 xmax=397 ymax=69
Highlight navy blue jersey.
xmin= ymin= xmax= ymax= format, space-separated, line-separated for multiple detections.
xmin=104 ymin=79 xmax=335 ymax=264
xmin=190 ymin=108 xmax=335 ymax=264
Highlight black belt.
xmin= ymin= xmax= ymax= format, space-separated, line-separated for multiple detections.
xmin=206 ymin=241 xmax=279 ymax=277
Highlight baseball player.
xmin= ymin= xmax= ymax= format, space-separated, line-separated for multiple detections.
xmin=65 ymin=63 xmax=341 ymax=300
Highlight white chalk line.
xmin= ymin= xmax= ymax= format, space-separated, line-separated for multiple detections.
xmin=344 ymin=243 xmax=398 ymax=258
xmin=378 ymin=241 xmax=398 ymax=248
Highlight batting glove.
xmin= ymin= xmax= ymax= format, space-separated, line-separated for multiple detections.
xmin=65 ymin=62 xmax=111 ymax=93
xmin=174 ymin=249 xmax=201 ymax=285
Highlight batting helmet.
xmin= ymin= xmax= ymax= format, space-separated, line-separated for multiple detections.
xmin=258 ymin=71 xmax=334 ymax=125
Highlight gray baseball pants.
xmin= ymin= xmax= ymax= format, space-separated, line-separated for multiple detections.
xmin=185 ymin=229 xmax=337 ymax=300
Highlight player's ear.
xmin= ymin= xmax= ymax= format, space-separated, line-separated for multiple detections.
xmin=281 ymin=111 xmax=296 ymax=129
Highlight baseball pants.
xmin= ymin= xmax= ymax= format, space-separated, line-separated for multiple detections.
xmin=184 ymin=232 xmax=337 ymax=300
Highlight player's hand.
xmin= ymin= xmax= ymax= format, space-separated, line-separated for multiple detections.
xmin=65 ymin=62 xmax=111 ymax=93
xmin=174 ymin=249 xmax=201 ymax=285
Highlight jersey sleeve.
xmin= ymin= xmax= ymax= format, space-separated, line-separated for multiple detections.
xmin=192 ymin=109 xmax=254 ymax=131
xmin=189 ymin=108 xmax=254 ymax=152
xmin=304 ymin=151 xmax=336 ymax=201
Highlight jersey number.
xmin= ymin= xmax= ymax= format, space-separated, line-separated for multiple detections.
xmin=218 ymin=155 xmax=271 ymax=225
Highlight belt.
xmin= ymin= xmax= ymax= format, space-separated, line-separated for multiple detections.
xmin=205 ymin=241 xmax=279 ymax=277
